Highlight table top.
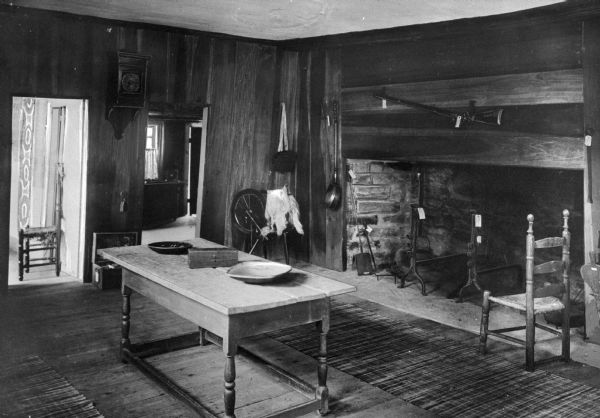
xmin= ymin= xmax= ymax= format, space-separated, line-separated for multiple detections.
xmin=99 ymin=238 xmax=355 ymax=315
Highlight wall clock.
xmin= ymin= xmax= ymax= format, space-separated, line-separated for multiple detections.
xmin=114 ymin=52 xmax=149 ymax=107
xmin=120 ymin=71 xmax=142 ymax=94
xmin=107 ymin=52 xmax=151 ymax=139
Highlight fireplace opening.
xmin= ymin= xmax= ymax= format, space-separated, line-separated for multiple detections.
xmin=345 ymin=159 xmax=585 ymax=312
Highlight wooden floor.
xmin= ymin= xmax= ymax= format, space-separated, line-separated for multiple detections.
xmin=3 ymin=263 xmax=600 ymax=417
xmin=0 ymin=278 xmax=434 ymax=417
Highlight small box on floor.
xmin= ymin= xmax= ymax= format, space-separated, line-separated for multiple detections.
xmin=93 ymin=263 xmax=122 ymax=290
xmin=92 ymin=231 xmax=138 ymax=290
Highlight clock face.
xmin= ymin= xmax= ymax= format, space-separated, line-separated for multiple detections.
xmin=120 ymin=72 xmax=141 ymax=94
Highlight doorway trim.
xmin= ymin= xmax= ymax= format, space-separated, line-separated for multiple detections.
xmin=195 ymin=106 xmax=209 ymax=238
xmin=9 ymin=96 xmax=89 ymax=282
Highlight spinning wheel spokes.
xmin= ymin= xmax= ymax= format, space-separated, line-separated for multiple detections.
xmin=231 ymin=189 xmax=266 ymax=235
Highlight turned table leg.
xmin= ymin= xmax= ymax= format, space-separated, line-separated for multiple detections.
xmin=316 ymin=311 xmax=330 ymax=415
xmin=223 ymin=339 xmax=238 ymax=418
xmin=120 ymin=285 xmax=132 ymax=363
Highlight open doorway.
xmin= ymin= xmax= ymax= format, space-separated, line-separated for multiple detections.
xmin=141 ymin=107 xmax=208 ymax=244
xmin=9 ymin=97 xmax=88 ymax=284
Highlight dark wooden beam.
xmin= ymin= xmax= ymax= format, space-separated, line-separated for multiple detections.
xmin=340 ymin=25 xmax=581 ymax=87
xmin=342 ymin=69 xmax=583 ymax=114
xmin=343 ymin=127 xmax=584 ymax=170
xmin=343 ymin=104 xmax=583 ymax=137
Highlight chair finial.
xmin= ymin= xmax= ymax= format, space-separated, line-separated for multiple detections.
xmin=562 ymin=209 xmax=569 ymax=231
xmin=527 ymin=214 xmax=534 ymax=235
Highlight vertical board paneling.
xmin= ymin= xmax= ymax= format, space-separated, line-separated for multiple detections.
xmin=184 ymin=34 xmax=212 ymax=104
xmin=295 ymin=50 xmax=312 ymax=263
xmin=224 ymin=42 xmax=261 ymax=247
xmin=48 ymin=23 xmax=61 ymax=95
xmin=201 ymin=39 xmax=237 ymax=244
xmin=306 ymin=47 xmax=344 ymax=270
xmin=168 ymin=32 xmax=187 ymax=103
xmin=324 ymin=49 xmax=344 ymax=270
xmin=308 ymin=49 xmax=327 ymax=267
xmin=249 ymin=44 xmax=277 ymax=192
xmin=118 ymin=26 xmax=138 ymax=51
xmin=140 ymin=29 xmax=169 ymax=103
xmin=57 ymin=18 xmax=93 ymax=96
xmin=583 ymin=18 xmax=600 ymax=343
xmin=0 ymin=11 xmax=11 ymax=292
xmin=202 ymin=41 xmax=277 ymax=248
xmin=0 ymin=8 xmax=217 ymax=288
xmin=275 ymin=50 xmax=306 ymax=261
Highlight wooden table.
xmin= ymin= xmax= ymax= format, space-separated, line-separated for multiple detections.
xmin=99 ymin=238 xmax=355 ymax=418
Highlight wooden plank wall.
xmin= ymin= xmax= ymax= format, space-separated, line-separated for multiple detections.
xmin=583 ymin=17 xmax=600 ymax=343
xmin=268 ymin=49 xmax=307 ymax=261
xmin=200 ymin=39 xmax=278 ymax=247
xmin=316 ymin=49 xmax=344 ymax=270
xmin=4 ymin=4 xmax=600 ymax=292
xmin=0 ymin=8 xmax=139 ymax=290
xmin=290 ymin=47 xmax=345 ymax=271
xmin=339 ymin=18 xmax=585 ymax=169
xmin=0 ymin=6 xmax=280 ymax=290
xmin=282 ymin=9 xmax=588 ymax=272
xmin=317 ymin=8 xmax=596 ymax=331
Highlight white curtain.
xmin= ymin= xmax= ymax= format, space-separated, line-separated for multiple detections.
xmin=145 ymin=149 xmax=158 ymax=180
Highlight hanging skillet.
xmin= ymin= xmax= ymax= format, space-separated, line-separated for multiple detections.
xmin=325 ymin=100 xmax=342 ymax=210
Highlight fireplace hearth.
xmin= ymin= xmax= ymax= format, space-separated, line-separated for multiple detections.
xmin=345 ymin=159 xmax=584 ymax=300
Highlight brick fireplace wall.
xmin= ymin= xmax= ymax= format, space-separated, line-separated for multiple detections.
xmin=345 ymin=160 xmax=414 ymax=271
xmin=345 ymin=159 xmax=585 ymax=297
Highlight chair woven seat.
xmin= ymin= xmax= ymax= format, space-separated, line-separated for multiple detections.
xmin=22 ymin=226 xmax=57 ymax=235
xmin=489 ymin=293 xmax=565 ymax=314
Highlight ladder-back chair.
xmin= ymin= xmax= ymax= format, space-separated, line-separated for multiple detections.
xmin=18 ymin=163 xmax=64 ymax=281
xmin=479 ymin=210 xmax=570 ymax=371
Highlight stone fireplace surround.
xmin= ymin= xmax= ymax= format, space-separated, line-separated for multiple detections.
xmin=345 ymin=159 xmax=585 ymax=298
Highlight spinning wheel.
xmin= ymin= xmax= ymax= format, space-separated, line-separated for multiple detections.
xmin=231 ymin=189 xmax=266 ymax=234
xmin=230 ymin=189 xmax=266 ymax=254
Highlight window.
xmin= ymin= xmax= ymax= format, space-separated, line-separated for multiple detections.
xmin=146 ymin=125 xmax=157 ymax=150
xmin=145 ymin=121 xmax=163 ymax=180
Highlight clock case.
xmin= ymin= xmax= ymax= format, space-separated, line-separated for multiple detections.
xmin=106 ymin=51 xmax=151 ymax=139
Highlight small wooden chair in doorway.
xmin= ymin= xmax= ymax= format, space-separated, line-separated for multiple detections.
xmin=18 ymin=164 xmax=64 ymax=281
xmin=479 ymin=210 xmax=571 ymax=372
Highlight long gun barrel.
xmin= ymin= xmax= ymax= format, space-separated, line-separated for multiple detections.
xmin=373 ymin=93 xmax=502 ymax=128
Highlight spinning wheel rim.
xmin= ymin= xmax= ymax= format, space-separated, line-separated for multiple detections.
xmin=231 ymin=189 xmax=266 ymax=234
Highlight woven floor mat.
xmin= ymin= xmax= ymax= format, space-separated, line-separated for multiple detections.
xmin=268 ymin=301 xmax=600 ymax=418
xmin=0 ymin=355 xmax=103 ymax=418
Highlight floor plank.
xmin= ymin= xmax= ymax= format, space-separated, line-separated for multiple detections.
xmin=5 ymin=268 xmax=598 ymax=417
xmin=1 ymin=281 xmax=430 ymax=417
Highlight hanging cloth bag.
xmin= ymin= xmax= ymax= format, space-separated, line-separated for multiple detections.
xmin=272 ymin=102 xmax=297 ymax=173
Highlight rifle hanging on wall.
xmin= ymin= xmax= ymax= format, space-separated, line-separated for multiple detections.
xmin=374 ymin=92 xmax=503 ymax=129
